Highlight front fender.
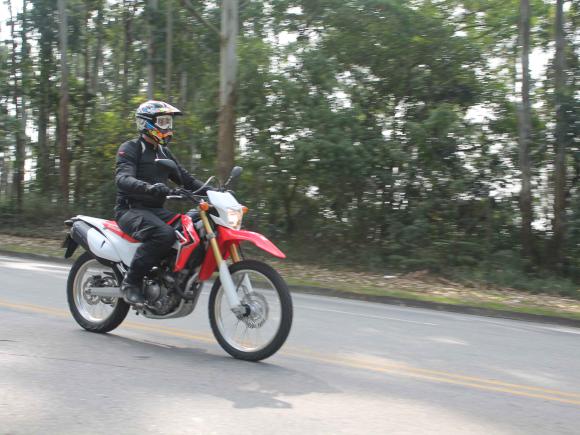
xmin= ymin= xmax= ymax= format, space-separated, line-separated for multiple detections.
xmin=198 ymin=227 xmax=285 ymax=281
xmin=218 ymin=227 xmax=286 ymax=259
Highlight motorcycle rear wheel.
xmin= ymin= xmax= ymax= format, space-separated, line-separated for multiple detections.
xmin=209 ymin=260 xmax=293 ymax=362
xmin=67 ymin=252 xmax=129 ymax=333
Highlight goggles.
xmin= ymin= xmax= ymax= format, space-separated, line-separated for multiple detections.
xmin=155 ymin=115 xmax=173 ymax=130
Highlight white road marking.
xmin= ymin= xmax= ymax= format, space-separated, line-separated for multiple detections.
xmin=0 ymin=256 xmax=70 ymax=270
xmin=538 ymin=326 xmax=580 ymax=335
xmin=293 ymin=304 xmax=437 ymax=325
xmin=427 ymin=336 xmax=469 ymax=345
xmin=0 ymin=262 xmax=69 ymax=274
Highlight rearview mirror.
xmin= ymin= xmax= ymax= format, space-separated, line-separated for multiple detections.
xmin=230 ymin=166 xmax=243 ymax=179
xmin=224 ymin=166 xmax=243 ymax=188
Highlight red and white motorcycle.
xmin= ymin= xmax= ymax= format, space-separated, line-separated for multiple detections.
xmin=63 ymin=164 xmax=293 ymax=361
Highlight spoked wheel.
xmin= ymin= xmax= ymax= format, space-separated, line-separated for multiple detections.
xmin=209 ymin=260 xmax=293 ymax=361
xmin=67 ymin=252 xmax=129 ymax=333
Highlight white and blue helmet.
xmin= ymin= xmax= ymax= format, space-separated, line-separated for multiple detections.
xmin=135 ymin=100 xmax=182 ymax=145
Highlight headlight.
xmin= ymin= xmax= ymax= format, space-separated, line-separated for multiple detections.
xmin=226 ymin=208 xmax=243 ymax=230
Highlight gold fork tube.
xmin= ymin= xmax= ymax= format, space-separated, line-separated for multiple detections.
xmin=230 ymin=245 xmax=241 ymax=263
xmin=199 ymin=208 xmax=224 ymax=265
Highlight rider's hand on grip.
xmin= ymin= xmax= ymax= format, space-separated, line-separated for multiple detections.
xmin=146 ymin=183 xmax=172 ymax=198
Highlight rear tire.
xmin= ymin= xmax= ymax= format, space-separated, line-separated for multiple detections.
xmin=209 ymin=260 xmax=293 ymax=361
xmin=67 ymin=252 xmax=129 ymax=333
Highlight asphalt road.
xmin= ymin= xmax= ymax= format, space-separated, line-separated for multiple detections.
xmin=1 ymin=253 xmax=579 ymax=435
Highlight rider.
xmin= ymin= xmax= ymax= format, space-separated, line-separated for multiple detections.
xmin=115 ymin=100 xmax=206 ymax=305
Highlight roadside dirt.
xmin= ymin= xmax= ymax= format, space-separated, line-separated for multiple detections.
xmin=268 ymin=259 xmax=580 ymax=316
xmin=1 ymin=233 xmax=579 ymax=316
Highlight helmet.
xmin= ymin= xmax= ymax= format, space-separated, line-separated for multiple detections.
xmin=135 ymin=100 xmax=182 ymax=145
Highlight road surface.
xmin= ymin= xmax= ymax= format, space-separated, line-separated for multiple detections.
xmin=1 ymin=254 xmax=579 ymax=434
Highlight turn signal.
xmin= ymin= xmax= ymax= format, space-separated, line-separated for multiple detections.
xmin=199 ymin=201 xmax=210 ymax=211
xmin=242 ymin=206 xmax=249 ymax=214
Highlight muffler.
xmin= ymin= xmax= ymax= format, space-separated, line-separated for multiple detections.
xmin=87 ymin=287 xmax=123 ymax=298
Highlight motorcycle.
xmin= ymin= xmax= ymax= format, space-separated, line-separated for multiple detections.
xmin=62 ymin=163 xmax=293 ymax=361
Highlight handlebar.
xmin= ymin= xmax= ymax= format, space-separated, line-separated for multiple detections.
xmin=166 ymin=187 xmax=212 ymax=204
xmin=166 ymin=189 xmax=200 ymax=201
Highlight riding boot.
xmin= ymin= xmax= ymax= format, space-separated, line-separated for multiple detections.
xmin=121 ymin=273 xmax=145 ymax=306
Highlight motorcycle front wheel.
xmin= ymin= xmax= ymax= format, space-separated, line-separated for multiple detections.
xmin=67 ymin=251 xmax=129 ymax=333
xmin=209 ymin=260 xmax=293 ymax=361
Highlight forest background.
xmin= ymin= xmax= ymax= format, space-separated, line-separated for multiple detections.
xmin=0 ymin=0 xmax=578 ymax=297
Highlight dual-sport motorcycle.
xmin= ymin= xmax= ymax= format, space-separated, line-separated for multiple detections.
xmin=63 ymin=162 xmax=293 ymax=361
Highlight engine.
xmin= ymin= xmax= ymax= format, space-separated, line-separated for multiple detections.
xmin=143 ymin=266 xmax=184 ymax=316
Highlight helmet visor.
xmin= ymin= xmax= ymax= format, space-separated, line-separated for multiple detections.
xmin=155 ymin=115 xmax=173 ymax=130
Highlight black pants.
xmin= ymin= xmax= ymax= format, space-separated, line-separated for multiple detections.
xmin=116 ymin=207 xmax=177 ymax=284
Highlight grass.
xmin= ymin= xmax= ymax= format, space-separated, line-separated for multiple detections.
xmin=285 ymin=278 xmax=580 ymax=322
xmin=0 ymin=243 xmax=68 ymax=259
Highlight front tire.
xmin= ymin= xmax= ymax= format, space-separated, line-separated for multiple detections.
xmin=67 ymin=252 xmax=129 ymax=333
xmin=209 ymin=260 xmax=293 ymax=361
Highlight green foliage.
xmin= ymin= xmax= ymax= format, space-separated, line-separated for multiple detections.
xmin=0 ymin=0 xmax=578 ymax=296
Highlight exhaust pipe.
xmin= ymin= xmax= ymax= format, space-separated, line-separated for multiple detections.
xmin=87 ymin=287 xmax=123 ymax=298
xmin=70 ymin=220 xmax=92 ymax=253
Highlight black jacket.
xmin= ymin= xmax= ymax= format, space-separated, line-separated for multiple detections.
xmin=115 ymin=137 xmax=204 ymax=211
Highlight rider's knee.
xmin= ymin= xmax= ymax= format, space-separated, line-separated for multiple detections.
xmin=156 ymin=226 xmax=175 ymax=246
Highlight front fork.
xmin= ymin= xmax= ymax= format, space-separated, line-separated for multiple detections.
xmin=199 ymin=207 xmax=246 ymax=315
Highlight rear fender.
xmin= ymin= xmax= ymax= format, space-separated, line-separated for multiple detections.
xmin=62 ymin=234 xmax=79 ymax=259
xmin=198 ymin=227 xmax=285 ymax=281
xmin=69 ymin=219 xmax=123 ymax=266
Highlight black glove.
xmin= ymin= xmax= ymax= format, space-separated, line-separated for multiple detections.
xmin=146 ymin=183 xmax=172 ymax=197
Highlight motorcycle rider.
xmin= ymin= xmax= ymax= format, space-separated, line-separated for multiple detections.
xmin=115 ymin=100 xmax=206 ymax=305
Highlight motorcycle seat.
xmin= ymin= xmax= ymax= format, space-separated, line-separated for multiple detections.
xmin=103 ymin=220 xmax=139 ymax=243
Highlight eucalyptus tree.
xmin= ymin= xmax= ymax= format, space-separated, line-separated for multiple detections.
xmin=550 ymin=0 xmax=573 ymax=267
xmin=181 ymin=0 xmax=239 ymax=182
xmin=58 ymin=0 xmax=70 ymax=207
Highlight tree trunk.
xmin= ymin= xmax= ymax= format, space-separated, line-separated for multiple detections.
xmin=74 ymin=5 xmax=92 ymax=205
xmin=550 ymin=0 xmax=569 ymax=267
xmin=19 ymin=0 xmax=28 ymax=209
xmin=90 ymin=7 xmax=104 ymax=96
xmin=0 ymin=154 xmax=7 ymax=196
xmin=8 ymin=0 xmax=25 ymax=211
xmin=58 ymin=0 xmax=70 ymax=207
xmin=122 ymin=0 xmax=133 ymax=111
xmin=37 ymin=16 xmax=52 ymax=195
xmin=165 ymin=0 xmax=173 ymax=100
xmin=217 ymin=0 xmax=239 ymax=182
xmin=0 ymin=156 xmax=8 ymax=196
xmin=147 ymin=0 xmax=158 ymax=100
xmin=517 ymin=0 xmax=534 ymax=259
xmin=179 ymin=69 xmax=188 ymax=108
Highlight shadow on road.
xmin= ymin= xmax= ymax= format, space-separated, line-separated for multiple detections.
xmin=85 ymin=329 xmax=338 ymax=410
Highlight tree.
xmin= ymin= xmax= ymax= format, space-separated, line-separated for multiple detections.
xmin=30 ymin=0 xmax=58 ymax=196
xmin=58 ymin=0 xmax=70 ymax=207
xmin=165 ymin=0 xmax=173 ymax=99
xmin=146 ymin=0 xmax=157 ymax=100
xmin=517 ymin=0 xmax=534 ymax=259
xmin=7 ymin=0 xmax=26 ymax=210
xmin=550 ymin=0 xmax=570 ymax=267
xmin=181 ymin=0 xmax=238 ymax=181
xmin=217 ymin=0 xmax=239 ymax=181
xmin=0 ymin=0 xmax=578 ymax=290
xmin=122 ymin=0 xmax=135 ymax=112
